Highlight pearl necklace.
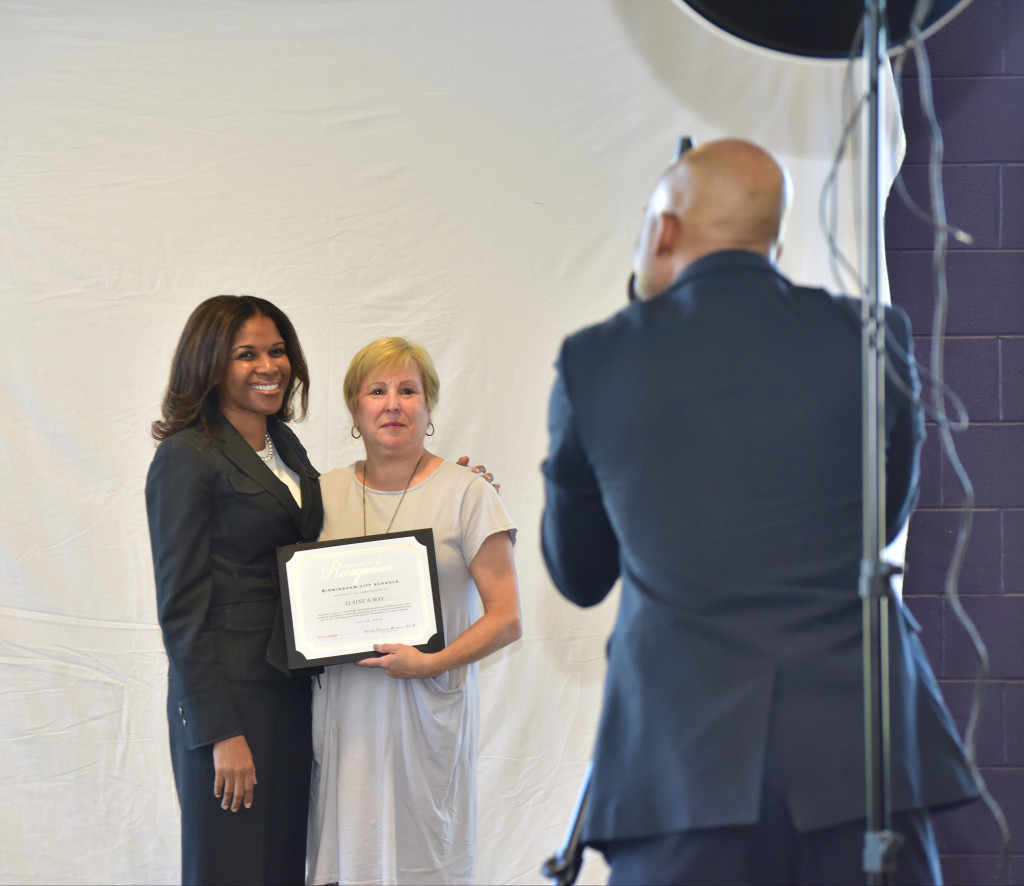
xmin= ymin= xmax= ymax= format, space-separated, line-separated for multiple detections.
xmin=361 ymin=451 xmax=425 ymax=536
xmin=259 ymin=433 xmax=275 ymax=463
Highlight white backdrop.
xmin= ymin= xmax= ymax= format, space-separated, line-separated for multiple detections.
xmin=0 ymin=2 xmax=901 ymax=883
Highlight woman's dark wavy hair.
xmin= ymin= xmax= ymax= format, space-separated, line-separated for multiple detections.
xmin=151 ymin=295 xmax=310 ymax=441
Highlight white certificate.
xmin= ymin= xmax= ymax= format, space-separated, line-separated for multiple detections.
xmin=276 ymin=529 xmax=444 ymax=669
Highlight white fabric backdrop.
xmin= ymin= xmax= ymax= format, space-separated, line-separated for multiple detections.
xmin=0 ymin=2 xmax=902 ymax=883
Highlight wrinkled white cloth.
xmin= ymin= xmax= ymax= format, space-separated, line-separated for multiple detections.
xmin=307 ymin=460 xmax=516 ymax=885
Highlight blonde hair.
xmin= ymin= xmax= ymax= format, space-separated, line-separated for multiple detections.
xmin=343 ymin=336 xmax=440 ymax=415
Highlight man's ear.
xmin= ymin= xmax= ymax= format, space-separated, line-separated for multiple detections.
xmin=655 ymin=212 xmax=680 ymax=257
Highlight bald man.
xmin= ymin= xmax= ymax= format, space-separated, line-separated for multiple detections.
xmin=541 ymin=139 xmax=977 ymax=885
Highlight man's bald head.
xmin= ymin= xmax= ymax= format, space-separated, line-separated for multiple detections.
xmin=632 ymin=139 xmax=792 ymax=301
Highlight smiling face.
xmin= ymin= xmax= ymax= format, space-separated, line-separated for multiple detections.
xmin=217 ymin=313 xmax=291 ymax=430
xmin=351 ymin=362 xmax=431 ymax=457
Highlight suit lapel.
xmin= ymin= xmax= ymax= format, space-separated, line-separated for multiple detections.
xmin=272 ymin=422 xmax=324 ymax=541
xmin=213 ymin=413 xmax=305 ymax=528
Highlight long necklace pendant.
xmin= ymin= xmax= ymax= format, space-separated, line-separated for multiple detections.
xmin=360 ymin=451 xmax=425 ymax=537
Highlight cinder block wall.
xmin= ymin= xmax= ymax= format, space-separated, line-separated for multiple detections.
xmin=885 ymin=1 xmax=1024 ymax=882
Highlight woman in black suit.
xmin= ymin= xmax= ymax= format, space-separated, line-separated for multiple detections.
xmin=146 ymin=295 xmax=323 ymax=885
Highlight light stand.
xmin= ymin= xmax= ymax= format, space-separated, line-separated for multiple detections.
xmin=858 ymin=1 xmax=904 ymax=881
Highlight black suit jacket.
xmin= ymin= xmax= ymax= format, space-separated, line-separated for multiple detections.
xmin=542 ymin=251 xmax=977 ymax=841
xmin=146 ymin=412 xmax=323 ymax=750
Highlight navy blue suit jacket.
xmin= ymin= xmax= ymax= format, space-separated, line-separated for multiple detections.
xmin=542 ymin=251 xmax=977 ymax=842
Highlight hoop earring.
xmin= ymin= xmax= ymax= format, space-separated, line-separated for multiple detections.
xmin=426 ymin=422 xmax=435 ymax=437
xmin=351 ymin=427 xmax=361 ymax=439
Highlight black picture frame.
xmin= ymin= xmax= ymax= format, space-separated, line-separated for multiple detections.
xmin=276 ymin=528 xmax=444 ymax=670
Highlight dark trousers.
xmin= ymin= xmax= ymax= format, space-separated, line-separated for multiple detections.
xmin=167 ymin=677 xmax=313 ymax=886
xmin=598 ymin=784 xmax=942 ymax=886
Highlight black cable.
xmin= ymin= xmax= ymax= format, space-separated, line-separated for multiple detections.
xmin=898 ymin=6 xmax=1010 ymax=882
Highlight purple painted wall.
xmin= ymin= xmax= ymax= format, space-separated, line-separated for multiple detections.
xmin=885 ymin=1 xmax=1024 ymax=883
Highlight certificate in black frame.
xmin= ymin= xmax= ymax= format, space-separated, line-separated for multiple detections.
xmin=276 ymin=528 xmax=444 ymax=670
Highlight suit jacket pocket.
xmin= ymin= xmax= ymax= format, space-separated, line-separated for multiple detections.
xmin=226 ymin=472 xmax=268 ymax=496
xmin=208 ymin=602 xmax=285 ymax=681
